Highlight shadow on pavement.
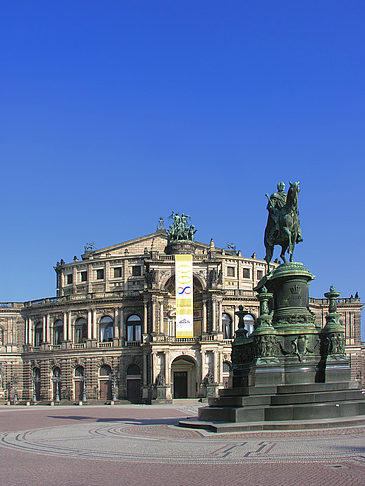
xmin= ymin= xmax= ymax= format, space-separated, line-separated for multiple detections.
xmin=47 ymin=416 xmax=184 ymax=425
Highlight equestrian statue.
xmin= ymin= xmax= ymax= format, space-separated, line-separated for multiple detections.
xmin=264 ymin=181 xmax=303 ymax=266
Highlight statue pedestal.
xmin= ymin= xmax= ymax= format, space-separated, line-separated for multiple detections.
xmin=165 ymin=240 xmax=196 ymax=255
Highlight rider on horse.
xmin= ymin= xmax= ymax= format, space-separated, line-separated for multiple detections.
xmin=264 ymin=182 xmax=303 ymax=265
xmin=266 ymin=182 xmax=303 ymax=247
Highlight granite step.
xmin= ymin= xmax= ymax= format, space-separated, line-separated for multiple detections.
xmin=271 ymin=389 xmax=364 ymax=406
xmin=265 ymin=400 xmax=365 ymax=421
xmin=219 ymin=386 xmax=277 ymax=397
xmin=276 ymin=382 xmax=361 ymax=394
xmin=208 ymin=395 xmax=271 ymax=407
xmin=198 ymin=405 xmax=265 ymax=422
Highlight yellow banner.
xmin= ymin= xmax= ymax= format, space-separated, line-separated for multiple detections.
xmin=175 ymin=254 xmax=193 ymax=338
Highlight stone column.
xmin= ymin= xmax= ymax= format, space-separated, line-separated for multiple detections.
xmin=46 ymin=314 xmax=50 ymax=343
xmin=42 ymin=316 xmax=46 ymax=344
xmin=218 ymin=301 xmax=222 ymax=333
xmin=159 ymin=301 xmax=164 ymax=335
xmin=29 ymin=317 xmax=34 ymax=345
xmin=202 ymin=300 xmax=207 ymax=333
xmin=165 ymin=351 xmax=171 ymax=386
xmin=63 ymin=313 xmax=67 ymax=341
xmin=105 ymin=261 xmax=110 ymax=292
xmin=212 ymin=299 xmax=216 ymax=332
xmin=119 ymin=307 xmax=124 ymax=341
xmin=87 ymin=310 xmax=92 ymax=340
xmin=151 ymin=351 xmax=157 ymax=384
xmin=67 ymin=311 xmax=72 ymax=342
xmin=218 ymin=351 xmax=223 ymax=385
xmin=213 ymin=351 xmax=218 ymax=383
xmin=143 ymin=301 xmax=148 ymax=334
xmin=234 ymin=306 xmax=239 ymax=332
xmin=152 ymin=300 xmax=157 ymax=333
xmin=92 ymin=310 xmax=97 ymax=340
xmin=25 ymin=318 xmax=29 ymax=344
xmin=143 ymin=353 xmax=148 ymax=387
xmin=113 ymin=308 xmax=119 ymax=339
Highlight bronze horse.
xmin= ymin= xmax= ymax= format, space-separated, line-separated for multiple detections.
xmin=264 ymin=181 xmax=301 ymax=265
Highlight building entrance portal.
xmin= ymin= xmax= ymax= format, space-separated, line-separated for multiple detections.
xmin=174 ymin=371 xmax=188 ymax=398
xmin=171 ymin=356 xmax=197 ymax=399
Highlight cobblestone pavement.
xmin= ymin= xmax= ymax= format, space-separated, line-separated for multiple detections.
xmin=0 ymin=405 xmax=365 ymax=485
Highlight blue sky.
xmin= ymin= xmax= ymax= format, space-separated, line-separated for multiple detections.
xmin=0 ymin=1 xmax=364 ymax=332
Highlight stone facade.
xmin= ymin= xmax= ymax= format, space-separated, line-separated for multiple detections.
xmin=0 ymin=229 xmax=363 ymax=403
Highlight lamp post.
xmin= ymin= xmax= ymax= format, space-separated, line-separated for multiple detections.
xmin=11 ymin=374 xmax=19 ymax=403
xmin=80 ymin=373 xmax=87 ymax=403
xmin=110 ymin=370 xmax=118 ymax=402
xmin=52 ymin=371 xmax=61 ymax=402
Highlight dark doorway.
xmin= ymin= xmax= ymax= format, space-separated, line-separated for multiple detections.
xmin=174 ymin=371 xmax=188 ymax=398
xmin=127 ymin=379 xmax=141 ymax=403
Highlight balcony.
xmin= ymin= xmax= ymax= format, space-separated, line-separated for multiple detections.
xmin=126 ymin=340 xmax=142 ymax=347
xmin=97 ymin=342 xmax=113 ymax=348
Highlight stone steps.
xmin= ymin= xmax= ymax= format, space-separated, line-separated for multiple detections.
xmin=179 ymin=415 xmax=365 ymax=433
xmin=195 ymin=381 xmax=365 ymax=424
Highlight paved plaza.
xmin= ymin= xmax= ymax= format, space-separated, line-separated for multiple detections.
xmin=0 ymin=404 xmax=365 ymax=485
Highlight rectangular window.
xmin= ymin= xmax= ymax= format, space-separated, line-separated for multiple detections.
xmin=80 ymin=271 xmax=87 ymax=282
xmin=67 ymin=274 xmax=73 ymax=284
xmin=96 ymin=269 xmax=104 ymax=280
xmin=127 ymin=325 xmax=134 ymax=342
xmin=132 ymin=266 xmax=141 ymax=276
xmin=227 ymin=266 xmax=235 ymax=277
xmin=114 ymin=267 xmax=122 ymax=278
xmin=135 ymin=325 xmax=142 ymax=341
xmin=257 ymin=270 xmax=263 ymax=280
xmin=243 ymin=268 xmax=250 ymax=279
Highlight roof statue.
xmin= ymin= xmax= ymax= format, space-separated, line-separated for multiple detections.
xmin=167 ymin=211 xmax=197 ymax=242
xmin=264 ymin=181 xmax=303 ymax=265
xmin=84 ymin=242 xmax=96 ymax=252
xmin=157 ymin=216 xmax=166 ymax=232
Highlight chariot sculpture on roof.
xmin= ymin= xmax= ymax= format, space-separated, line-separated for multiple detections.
xmin=167 ymin=211 xmax=197 ymax=242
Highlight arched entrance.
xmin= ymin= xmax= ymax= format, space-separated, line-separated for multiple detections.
xmin=171 ymin=356 xmax=197 ymax=399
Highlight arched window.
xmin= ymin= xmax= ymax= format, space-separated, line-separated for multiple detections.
xmin=244 ymin=314 xmax=255 ymax=336
xmin=100 ymin=316 xmax=114 ymax=342
xmin=126 ymin=315 xmax=142 ymax=342
xmin=34 ymin=322 xmax=43 ymax=347
xmin=75 ymin=318 xmax=87 ymax=343
xmin=127 ymin=364 xmax=140 ymax=376
xmin=53 ymin=320 xmax=63 ymax=345
xmin=100 ymin=364 xmax=112 ymax=377
xmin=75 ymin=366 xmax=84 ymax=378
xmin=222 ymin=313 xmax=233 ymax=339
